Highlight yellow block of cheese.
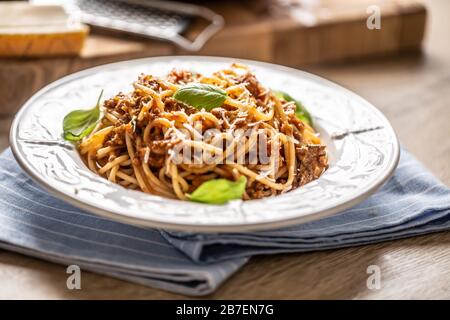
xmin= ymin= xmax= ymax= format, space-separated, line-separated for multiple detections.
xmin=0 ymin=2 xmax=89 ymax=57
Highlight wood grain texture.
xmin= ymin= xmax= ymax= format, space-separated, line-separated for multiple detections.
xmin=0 ymin=0 xmax=426 ymax=115
xmin=0 ymin=0 xmax=448 ymax=299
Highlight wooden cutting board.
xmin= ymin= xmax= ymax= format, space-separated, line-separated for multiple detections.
xmin=0 ymin=0 xmax=426 ymax=115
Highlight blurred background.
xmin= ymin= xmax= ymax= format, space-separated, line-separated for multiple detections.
xmin=0 ymin=0 xmax=448 ymax=185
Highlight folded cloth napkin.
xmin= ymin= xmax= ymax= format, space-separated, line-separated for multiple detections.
xmin=162 ymin=150 xmax=450 ymax=263
xmin=0 ymin=147 xmax=449 ymax=296
xmin=0 ymin=148 xmax=247 ymax=296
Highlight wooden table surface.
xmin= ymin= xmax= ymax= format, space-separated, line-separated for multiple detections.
xmin=0 ymin=0 xmax=449 ymax=299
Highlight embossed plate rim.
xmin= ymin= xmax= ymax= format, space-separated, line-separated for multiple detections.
xmin=10 ymin=56 xmax=400 ymax=232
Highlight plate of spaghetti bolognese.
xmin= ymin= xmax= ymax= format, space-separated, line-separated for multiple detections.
xmin=10 ymin=56 xmax=399 ymax=232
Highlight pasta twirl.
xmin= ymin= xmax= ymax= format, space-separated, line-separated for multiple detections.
xmin=78 ymin=64 xmax=328 ymax=201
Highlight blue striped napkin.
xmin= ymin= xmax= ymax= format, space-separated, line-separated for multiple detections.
xmin=0 ymin=147 xmax=449 ymax=296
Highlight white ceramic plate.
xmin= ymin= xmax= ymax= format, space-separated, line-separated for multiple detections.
xmin=10 ymin=56 xmax=400 ymax=232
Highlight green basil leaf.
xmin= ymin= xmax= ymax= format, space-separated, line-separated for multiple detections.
xmin=274 ymin=90 xmax=313 ymax=126
xmin=188 ymin=176 xmax=247 ymax=204
xmin=63 ymin=90 xmax=103 ymax=141
xmin=173 ymin=83 xmax=227 ymax=111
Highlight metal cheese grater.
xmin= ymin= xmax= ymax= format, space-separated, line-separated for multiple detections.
xmin=65 ymin=0 xmax=224 ymax=51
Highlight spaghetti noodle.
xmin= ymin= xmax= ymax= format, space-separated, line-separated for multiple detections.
xmin=78 ymin=63 xmax=328 ymax=201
